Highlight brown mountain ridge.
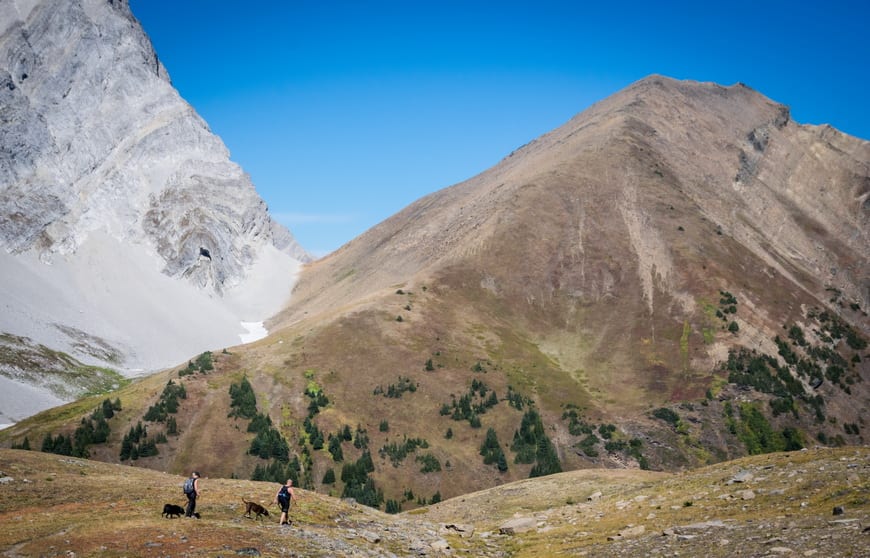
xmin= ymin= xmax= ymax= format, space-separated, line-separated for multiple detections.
xmin=1 ymin=76 xmax=868 ymax=510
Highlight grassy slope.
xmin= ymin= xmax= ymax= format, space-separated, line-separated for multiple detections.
xmin=1 ymin=447 xmax=867 ymax=557
xmin=1 ymin=271 xmax=866 ymax=507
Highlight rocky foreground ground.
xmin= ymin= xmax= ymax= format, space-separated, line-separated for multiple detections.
xmin=1 ymin=447 xmax=868 ymax=557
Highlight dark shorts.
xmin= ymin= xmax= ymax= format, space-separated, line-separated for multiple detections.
xmin=279 ymin=498 xmax=290 ymax=513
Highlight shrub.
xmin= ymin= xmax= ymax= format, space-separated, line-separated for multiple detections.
xmin=652 ymin=407 xmax=680 ymax=426
xmin=598 ymin=423 xmax=616 ymax=439
xmin=577 ymin=434 xmax=599 ymax=457
xmin=376 ymin=376 xmax=418 ymax=399
xmin=379 ymin=436 xmax=429 ymax=466
xmin=416 ymin=453 xmax=442 ymax=473
xmin=195 ymin=351 xmax=214 ymax=372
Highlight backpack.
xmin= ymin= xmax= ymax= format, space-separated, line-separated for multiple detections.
xmin=277 ymin=485 xmax=290 ymax=504
xmin=183 ymin=477 xmax=195 ymax=495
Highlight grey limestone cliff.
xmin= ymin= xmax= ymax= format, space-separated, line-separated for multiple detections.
xmin=0 ymin=0 xmax=309 ymax=292
xmin=0 ymin=0 xmax=310 ymax=423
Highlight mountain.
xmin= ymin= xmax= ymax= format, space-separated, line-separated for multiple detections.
xmin=0 ymin=0 xmax=310 ymax=425
xmin=1 ymin=75 xmax=867 ymax=509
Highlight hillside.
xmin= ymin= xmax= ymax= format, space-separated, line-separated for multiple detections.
xmin=1 ymin=447 xmax=867 ymax=557
xmin=1 ymin=76 xmax=867 ymax=512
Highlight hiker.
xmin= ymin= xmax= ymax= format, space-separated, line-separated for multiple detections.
xmin=183 ymin=471 xmax=201 ymax=518
xmin=274 ymin=478 xmax=296 ymax=525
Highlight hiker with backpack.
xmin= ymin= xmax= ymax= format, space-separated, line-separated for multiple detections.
xmin=183 ymin=471 xmax=201 ymax=518
xmin=274 ymin=478 xmax=296 ymax=525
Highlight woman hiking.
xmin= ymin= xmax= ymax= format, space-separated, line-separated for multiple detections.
xmin=274 ymin=478 xmax=297 ymax=525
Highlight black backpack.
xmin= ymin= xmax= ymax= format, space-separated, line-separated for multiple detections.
xmin=277 ymin=485 xmax=290 ymax=504
xmin=183 ymin=477 xmax=195 ymax=494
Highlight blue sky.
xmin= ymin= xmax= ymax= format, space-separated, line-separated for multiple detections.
xmin=129 ymin=1 xmax=870 ymax=257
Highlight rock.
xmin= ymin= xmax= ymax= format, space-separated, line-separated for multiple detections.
xmin=441 ymin=523 xmax=475 ymax=538
xmin=737 ymin=489 xmax=755 ymax=500
xmin=359 ymin=530 xmax=381 ymax=543
xmin=674 ymin=520 xmax=729 ymax=533
xmin=430 ymin=539 xmax=450 ymax=552
xmin=728 ymin=470 xmax=754 ymax=484
xmin=621 ymin=525 xmax=646 ymax=537
xmin=587 ymin=491 xmax=603 ymax=501
xmin=0 ymin=1 xmax=309 ymax=281
xmin=498 ymin=517 xmax=537 ymax=535
xmin=832 ymin=506 xmax=845 ymax=515
xmin=235 ymin=549 xmax=261 ymax=557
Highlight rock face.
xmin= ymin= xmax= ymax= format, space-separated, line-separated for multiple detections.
xmin=0 ymin=0 xmax=310 ymax=423
xmin=0 ymin=0 xmax=308 ymax=288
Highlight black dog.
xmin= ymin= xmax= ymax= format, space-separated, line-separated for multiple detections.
xmin=162 ymin=503 xmax=185 ymax=518
xmin=242 ymin=498 xmax=270 ymax=519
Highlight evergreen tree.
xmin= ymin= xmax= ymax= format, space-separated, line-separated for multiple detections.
xmin=322 ymin=468 xmax=336 ymax=484
xmin=328 ymin=434 xmax=344 ymax=462
xmin=480 ymin=427 xmax=507 ymax=470
xmin=229 ymin=376 xmax=258 ymax=419
xmin=101 ymin=398 xmax=115 ymax=419
xmin=385 ymin=499 xmax=401 ymax=514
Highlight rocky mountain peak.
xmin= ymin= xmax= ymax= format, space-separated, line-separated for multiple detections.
xmin=0 ymin=0 xmax=309 ymax=292
xmin=0 ymin=0 xmax=311 ymax=423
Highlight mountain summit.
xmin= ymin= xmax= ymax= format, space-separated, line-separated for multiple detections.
xmin=0 ymin=0 xmax=309 ymax=423
xmin=276 ymin=75 xmax=868 ymax=411
xmin=249 ymin=75 xmax=865 ymax=495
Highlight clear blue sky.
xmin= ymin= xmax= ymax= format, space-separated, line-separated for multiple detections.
xmin=129 ymin=1 xmax=869 ymax=257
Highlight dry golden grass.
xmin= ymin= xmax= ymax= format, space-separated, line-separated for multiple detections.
xmin=0 ymin=448 xmax=447 ymax=557
xmin=425 ymin=446 xmax=870 ymax=557
xmin=2 ymin=446 xmax=868 ymax=557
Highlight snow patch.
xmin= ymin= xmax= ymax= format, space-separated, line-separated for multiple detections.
xmin=0 ymin=233 xmax=301 ymax=423
xmin=0 ymin=374 xmax=65 ymax=425
xmin=239 ymin=321 xmax=267 ymax=344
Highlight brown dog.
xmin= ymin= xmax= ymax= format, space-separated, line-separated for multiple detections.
xmin=242 ymin=498 xmax=270 ymax=519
